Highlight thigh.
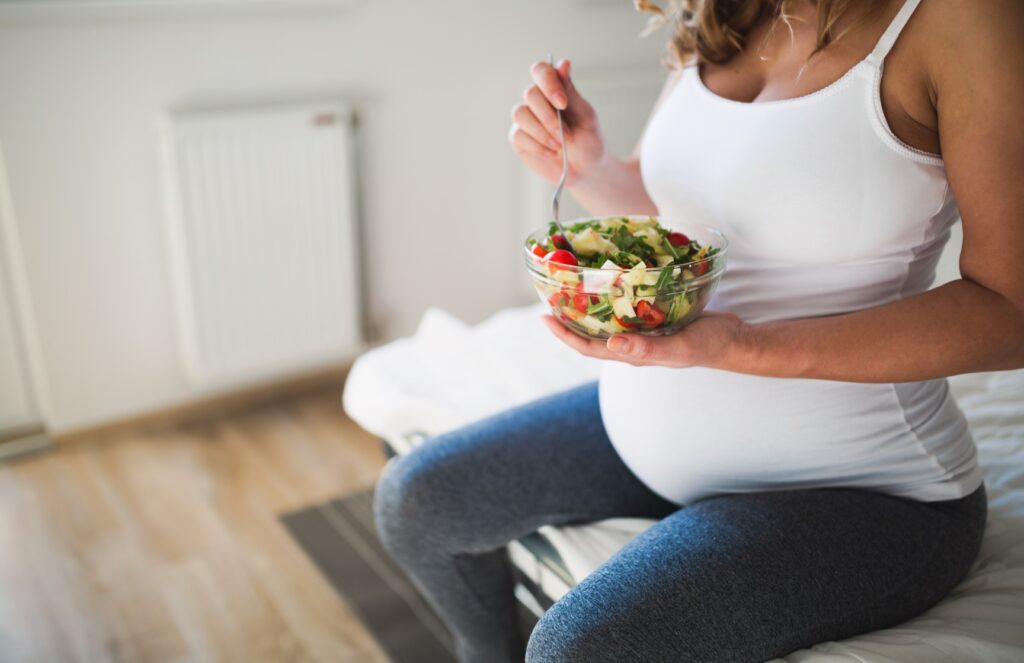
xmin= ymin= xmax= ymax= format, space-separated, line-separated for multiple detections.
xmin=376 ymin=382 xmax=678 ymax=553
xmin=526 ymin=487 xmax=987 ymax=663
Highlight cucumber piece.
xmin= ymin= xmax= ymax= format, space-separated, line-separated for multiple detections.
xmin=578 ymin=315 xmax=608 ymax=335
xmin=570 ymin=228 xmax=618 ymax=256
xmin=611 ymin=296 xmax=636 ymax=319
xmin=620 ymin=262 xmax=647 ymax=287
xmin=667 ymin=291 xmax=694 ymax=323
xmin=551 ymin=269 xmax=580 ymax=285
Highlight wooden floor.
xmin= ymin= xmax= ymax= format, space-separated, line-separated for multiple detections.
xmin=0 ymin=387 xmax=391 ymax=663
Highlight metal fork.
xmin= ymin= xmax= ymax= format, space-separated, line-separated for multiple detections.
xmin=548 ymin=53 xmax=570 ymax=235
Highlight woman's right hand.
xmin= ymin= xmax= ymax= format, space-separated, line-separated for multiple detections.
xmin=509 ymin=58 xmax=606 ymax=185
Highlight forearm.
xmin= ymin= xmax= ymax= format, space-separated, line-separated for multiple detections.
xmin=568 ymin=154 xmax=658 ymax=217
xmin=729 ymin=279 xmax=1024 ymax=382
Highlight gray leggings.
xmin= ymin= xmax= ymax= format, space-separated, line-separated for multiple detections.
xmin=373 ymin=382 xmax=987 ymax=662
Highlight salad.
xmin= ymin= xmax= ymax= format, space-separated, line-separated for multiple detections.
xmin=525 ymin=216 xmax=726 ymax=339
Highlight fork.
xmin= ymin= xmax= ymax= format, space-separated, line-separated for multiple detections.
xmin=548 ymin=53 xmax=571 ymax=239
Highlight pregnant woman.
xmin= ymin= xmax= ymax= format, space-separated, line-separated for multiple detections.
xmin=375 ymin=0 xmax=1023 ymax=660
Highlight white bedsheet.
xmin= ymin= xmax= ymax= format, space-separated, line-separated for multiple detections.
xmin=343 ymin=304 xmax=1024 ymax=662
xmin=343 ymin=305 xmax=603 ymax=441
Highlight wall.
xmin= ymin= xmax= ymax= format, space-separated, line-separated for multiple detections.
xmin=0 ymin=0 xmax=664 ymax=432
xmin=0 ymin=197 xmax=39 ymax=431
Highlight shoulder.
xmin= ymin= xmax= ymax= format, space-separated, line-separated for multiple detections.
xmin=912 ymin=0 xmax=1023 ymax=36
xmin=913 ymin=0 xmax=1024 ymax=96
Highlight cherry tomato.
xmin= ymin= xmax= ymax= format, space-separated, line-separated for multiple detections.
xmin=570 ymin=282 xmax=601 ymax=306
xmin=551 ymin=234 xmax=571 ymax=251
xmin=692 ymin=260 xmax=709 ymax=276
xmin=571 ymin=292 xmax=590 ymax=314
xmin=532 ymin=244 xmax=548 ymax=258
xmin=668 ymin=232 xmax=690 ymax=247
xmin=614 ymin=315 xmax=641 ymax=330
xmin=545 ymin=249 xmax=578 ymax=271
xmin=636 ymin=300 xmax=667 ymax=327
xmin=548 ymin=290 xmax=571 ymax=309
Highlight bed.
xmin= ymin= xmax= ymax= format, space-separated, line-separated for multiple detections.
xmin=342 ymin=303 xmax=1024 ymax=662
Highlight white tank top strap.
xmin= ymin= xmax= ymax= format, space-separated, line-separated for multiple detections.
xmin=865 ymin=0 xmax=923 ymax=67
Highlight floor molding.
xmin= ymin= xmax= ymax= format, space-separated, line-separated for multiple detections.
xmin=0 ymin=430 xmax=53 ymax=461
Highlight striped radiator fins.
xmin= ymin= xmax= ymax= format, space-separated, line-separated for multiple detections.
xmin=160 ymin=103 xmax=363 ymax=386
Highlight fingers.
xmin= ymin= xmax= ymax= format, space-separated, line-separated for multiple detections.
xmin=530 ymin=60 xmax=568 ymax=110
xmin=543 ymin=316 xmax=680 ymax=367
xmin=553 ymin=58 xmax=593 ymax=129
xmin=511 ymin=103 xmax=560 ymax=150
xmin=542 ymin=315 xmax=618 ymax=360
xmin=554 ymin=59 xmax=579 ymax=105
xmin=606 ymin=331 xmax=699 ymax=368
xmin=508 ymin=123 xmax=558 ymax=160
xmin=524 ymin=85 xmax=560 ymax=137
xmin=607 ymin=334 xmax=656 ymax=361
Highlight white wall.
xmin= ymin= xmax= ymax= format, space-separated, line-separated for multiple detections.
xmin=0 ymin=233 xmax=38 ymax=431
xmin=0 ymin=0 xmax=664 ymax=432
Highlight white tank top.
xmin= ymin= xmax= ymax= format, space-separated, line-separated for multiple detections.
xmin=599 ymin=0 xmax=983 ymax=505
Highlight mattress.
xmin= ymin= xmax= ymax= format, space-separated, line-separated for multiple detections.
xmin=344 ymin=304 xmax=1024 ymax=662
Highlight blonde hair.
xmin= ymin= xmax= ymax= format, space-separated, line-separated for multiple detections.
xmin=635 ymin=0 xmax=890 ymax=66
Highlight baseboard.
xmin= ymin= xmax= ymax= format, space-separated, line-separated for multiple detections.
xmin=0 ymin=423 xmax=45 ymax=445
xmin=53 ymin=362 xmax=352 ymax=445
xmin=0 ymin=432 xmax=54 ymax=461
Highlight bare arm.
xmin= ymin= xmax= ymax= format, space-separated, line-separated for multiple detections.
xmin=729 ymin=0 xmax=1024 ymax=382
xmin=509 ymin=60 xmax=681 ymax=217
xmin=544 ymin=2 xmax=1024 ymax=382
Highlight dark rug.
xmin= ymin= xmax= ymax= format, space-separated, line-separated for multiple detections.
xmin=282 ymin=489 xmax=458 ymax=662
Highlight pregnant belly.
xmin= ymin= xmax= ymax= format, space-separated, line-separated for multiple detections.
xmin=597 ymin=363 xmax=972 ymax=505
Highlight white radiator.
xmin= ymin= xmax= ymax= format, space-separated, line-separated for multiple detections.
xmin=159 ymin=102 xmax=364 ymax=387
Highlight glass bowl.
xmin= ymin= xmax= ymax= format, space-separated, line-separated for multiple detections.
xmin=524 ymin=216 xmax=728 ymax=339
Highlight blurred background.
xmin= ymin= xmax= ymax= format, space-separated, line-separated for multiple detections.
xmin=0 ymin=1 xmax=666 ymax=661
xmin=0 ymin=0 xmax=667 ymax=439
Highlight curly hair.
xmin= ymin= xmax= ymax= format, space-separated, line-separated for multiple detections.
xmin=635 ymin=0 xmax=890 ymax=66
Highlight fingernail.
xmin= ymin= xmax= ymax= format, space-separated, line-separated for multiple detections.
xmin=609 ymin=337 xmax=631 ymax=353
xmin=554 ymin=94 xmax=568 ymax=109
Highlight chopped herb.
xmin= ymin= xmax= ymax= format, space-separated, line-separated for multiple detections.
xmin=654 ymin=266 xmax=675 ymax=290
xmin=608 ymin=250 xmax=642 ymax=267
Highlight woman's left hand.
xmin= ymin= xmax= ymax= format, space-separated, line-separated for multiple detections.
xmin=542 ymin=311 xmax=748 ymax=369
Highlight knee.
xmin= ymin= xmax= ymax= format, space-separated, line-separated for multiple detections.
xmin=523 ymin=610 xmax=566 ymax=663
xmin=373 ymin=446 xmax=473 ymax=557
xmin=525 ymin=602 xmax=607 ymax=663
xmin=373 ymin=453 xmax=433 ymax=556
